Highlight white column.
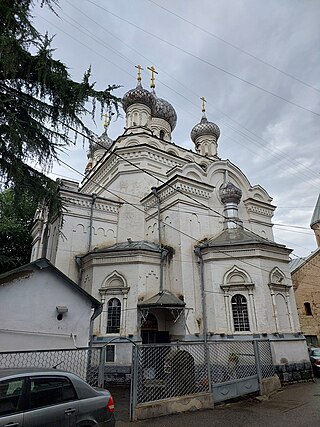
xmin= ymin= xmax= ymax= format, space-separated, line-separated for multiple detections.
xmin=270 ymin=289 xmax=279 ymax=332
xmin=248 ymin=290 xmax=258 ymax=333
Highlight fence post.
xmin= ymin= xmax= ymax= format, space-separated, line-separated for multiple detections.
xmin=130 ymin=345 xmax=139 ymax=422
xmin=253 ymin=340 xmax=263 ymax=395
xmin=205 ymin=343 xmax=212 ymax=395
xmin=98 ymin=346 xmax=106 ymax=388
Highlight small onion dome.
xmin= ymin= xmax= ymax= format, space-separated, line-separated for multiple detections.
xmin=122 ymin=81 xmax=154 ymax=112
xmin=152 ymin=95 xmax=177 ymax=131
xmin=219 ymin=181 xmax=242 ymax=205
xmin=190 ymin=115 xmax=220 ymax=143
xmin=91 ymin=129 xmax=113 ymax=152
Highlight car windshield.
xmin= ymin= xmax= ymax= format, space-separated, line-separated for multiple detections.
xmin=312 ymin=349 xmax=320 ymax=356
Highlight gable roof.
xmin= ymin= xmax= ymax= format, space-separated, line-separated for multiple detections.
xmin=138 ymin=290 xmax=186 ymax=308
xmin=289 ymin=247 xmax=320 ymax=274
xmin=0 ymin=258 xmax=101 ymax=310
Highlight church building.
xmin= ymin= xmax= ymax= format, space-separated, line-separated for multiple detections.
xmin=31 ymin=66 xmax=308 ymax=369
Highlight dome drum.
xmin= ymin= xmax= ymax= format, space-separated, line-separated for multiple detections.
xmin=126 ymin=103 xmax=152 ymax=129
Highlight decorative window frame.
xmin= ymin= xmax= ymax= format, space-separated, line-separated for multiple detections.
xmin=268 ymin=267 xmax=293 ymax=333
xmin=98 ymin=271 xmax=130 ymax=336
xmin=220 ymin=266 xmax=257 ymax=334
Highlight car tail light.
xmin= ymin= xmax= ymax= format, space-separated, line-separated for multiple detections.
xmin=106 ymin=395 xmax=115 ymax=413
xmin=314 ymin=360 xmax=320 ymax=366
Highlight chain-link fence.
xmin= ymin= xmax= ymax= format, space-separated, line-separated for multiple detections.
xmin=0 ymin=347 xmax=104 ymax=387
xmin=133 ymin=342 xmax=210 ymax=404
xmin=209 ymin=340 xmax=257 ymax=383
xmin=132 ymin=339 xmax=274 ymax=409
xmin=256 ymin=339 xmax=275 ymax=378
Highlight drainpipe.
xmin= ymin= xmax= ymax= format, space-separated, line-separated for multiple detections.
xmin=151 ymin=187 xmax=164 ymax=292
xmin=88 ymin=193 xmax=97 ymax=252
xmin=195 ymin=245 xmax=212 ymax=392
xmin=194 ymin=246 xmax=207 ymax=343
xmin=89 ymin=304 xmax=103 ymax=347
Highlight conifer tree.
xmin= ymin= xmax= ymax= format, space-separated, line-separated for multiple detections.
xmin=0 ymin=0 xmax=120 ymax=216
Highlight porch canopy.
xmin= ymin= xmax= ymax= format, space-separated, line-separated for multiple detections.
xmin=138 ymin=289 xmax=186 ymax=323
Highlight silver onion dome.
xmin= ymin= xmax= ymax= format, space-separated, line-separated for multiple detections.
xmin=219 ymin=181 xmax=242 ymax=205
xmin=190 ymin=115 xmax=220 ymax=143
xmin=122 ymin=81 xmax=154 ymax=112
xmin=152 ymin=95 xmax=177 ymax=131
xmin=90 ymin=129 xmax=113 ymax=152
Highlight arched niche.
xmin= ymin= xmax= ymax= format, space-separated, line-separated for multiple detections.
xmin=223 ymin=266 xmax=252 ymax=285
xmin=103 ymin=271 xmax=127 ymax=289
xmin=269 ymin=267 xmax=285 ymax=285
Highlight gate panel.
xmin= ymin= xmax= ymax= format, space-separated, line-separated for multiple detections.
xmin=209 ymin=340 xmax=259 ymax=403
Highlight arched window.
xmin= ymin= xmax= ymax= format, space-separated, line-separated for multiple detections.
xmin=159 ymin=130 xmax=165 ymax=139
xmin=231 ymin=294 xmax=250 ymax=331
xmin=107 ymin=298 xmax=121 ymax=333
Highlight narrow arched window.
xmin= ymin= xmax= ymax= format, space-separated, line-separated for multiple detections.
xmin=107 ymin=298 xmax=121 ymax=333
xmin=159 ymin=130 xmax=165 ymax=139
xmin=231 ymin=294 xmax=250 ymax=331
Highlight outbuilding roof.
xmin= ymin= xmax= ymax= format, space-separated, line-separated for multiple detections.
xmin=0 ymin=258 xmax=101 ymax=310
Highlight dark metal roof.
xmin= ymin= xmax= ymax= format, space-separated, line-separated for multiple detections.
xmin=138 ymin=290 xmax=185 ymax=308
xmin=198 ymin=228 xmax=286 ymax=249
xmin=92 ymin=240 xmax=161 ymax=254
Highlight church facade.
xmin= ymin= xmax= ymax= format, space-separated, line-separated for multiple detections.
xmin=31 ymin=68 xmax=308 ymax=369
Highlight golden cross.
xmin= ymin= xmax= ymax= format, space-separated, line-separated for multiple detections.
xmin=102 ymin=113 xmax=109 ymax=129
xmin=200 ymin=96 xmax=206 ymax=113
xmin=147 ymin=65 xmax=158 ymax=88
xmin=135 ymin=64 xmax=143 ymax=82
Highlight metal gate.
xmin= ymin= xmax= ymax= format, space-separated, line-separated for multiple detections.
xmin=209 ymin=340 xmax=260 ymax=402
xmin=130 ymin=339 xmax=274 ymax=418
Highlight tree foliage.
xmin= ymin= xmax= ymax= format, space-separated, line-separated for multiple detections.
xmin=0 ymin=187 xmax=38 ymax=272
xmin=0 ymin=0 xmax=120 ymax=216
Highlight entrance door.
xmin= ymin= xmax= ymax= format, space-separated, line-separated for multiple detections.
xmin=141 ymin=314 xmax=170 ymax=344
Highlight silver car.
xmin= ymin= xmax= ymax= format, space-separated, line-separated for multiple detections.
xmin=0 ymin=368 xmax=115 ymax=426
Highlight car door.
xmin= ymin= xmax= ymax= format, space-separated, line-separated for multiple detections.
xmin=0 ymin=377 xmax=25 ymax=427
xmin=23 ymin=376 xmax=79 ymax=427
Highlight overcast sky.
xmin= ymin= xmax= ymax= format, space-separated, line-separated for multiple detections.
xmin=32 ymin=0 xmax=320 ymax=258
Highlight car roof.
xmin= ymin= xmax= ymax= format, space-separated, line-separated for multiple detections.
xmin=0 ymin=367 xmax=75 ymax=380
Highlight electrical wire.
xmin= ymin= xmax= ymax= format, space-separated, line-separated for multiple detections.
xmin=146 ymin=0 xmax=320 ymax=94
xmin=38 ymin=5 xmax=320 ymax=187
xmin=85 ymin=0 xmax=320 ymax=118
xmin=1 ymin=83 xmax=312 ymax=277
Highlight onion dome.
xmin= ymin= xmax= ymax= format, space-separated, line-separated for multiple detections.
xmin=122 ymin=81 xmax=154 ymax=112
xmin=190 ymin=114 xmax=220 ymax=143
xmin=152 ymin=95 xmax=177 ymax=131
xmin=90 ymin=129 xmax=113 ymax=152
xmin=219 ymin=181 xmax=242 ymax=205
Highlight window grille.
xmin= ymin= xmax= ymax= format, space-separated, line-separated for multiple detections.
xmin=105 ymin=345 xmax=115 ymax=362
xmin=107 ymin=298 xmax=121 ymax=333
xmin=231 ymin=294 xmax=250 ymax=331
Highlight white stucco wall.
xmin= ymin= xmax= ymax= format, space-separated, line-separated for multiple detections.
xmin=0 ymin=267 xmax=95 ymax=351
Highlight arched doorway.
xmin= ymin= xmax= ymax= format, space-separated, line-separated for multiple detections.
xmin=141 ymin=313 xmax=158 ymax=344
xmin=140 ymin=313 xmax=170 ymax=344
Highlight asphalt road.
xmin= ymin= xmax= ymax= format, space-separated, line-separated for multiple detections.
xmin=114 ymin=378 xmax=320 ymax=427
